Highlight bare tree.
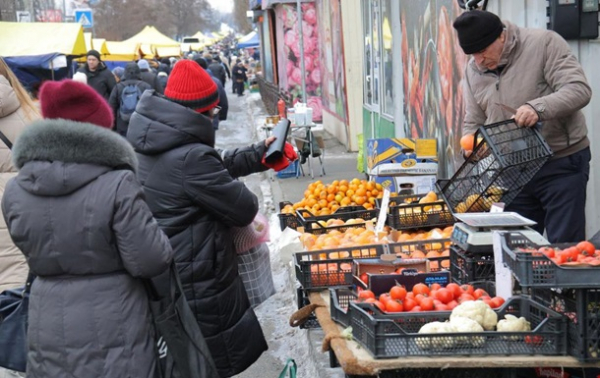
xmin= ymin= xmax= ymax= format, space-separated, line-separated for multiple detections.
xmin=231 ymin=0 xmax=252 ymax=34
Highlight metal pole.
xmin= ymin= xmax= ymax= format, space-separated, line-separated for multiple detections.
xmin=296 ymin=0 xmax=307 ymax=103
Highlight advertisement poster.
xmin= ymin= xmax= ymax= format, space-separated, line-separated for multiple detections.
xmin=276 ymin=3 xmax=323 ymax=122
xmin=316 ymin=0 xmax=347 ymax=121
xmin=400 ymin=0 xmax=467 ymax=176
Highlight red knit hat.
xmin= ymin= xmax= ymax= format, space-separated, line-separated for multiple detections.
xmin=39 ymin=79 xmax=113 ymax=128
xmin=165 ymin=60 xmax=219 ymax=113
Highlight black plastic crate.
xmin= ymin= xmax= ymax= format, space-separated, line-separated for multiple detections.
xmin=378 ymin=368 xmax=516 ymax=378
xmin=350 ymin=295 xmax=566 ymax=359
xmin=450 ymin=245 xmax=495 ymax=283
xmin=329 ymin=287 xmax=356 ymax=328
xmin=387 ymin=239 xmax=452 ymax=272
xmin=297 ymin=206 xmax=379 ymax=235
xmin=278 ymin=201 xmax=302 ymax=231
xmin=501 ymin=232 xmax=600 ymax=289
xmin=530 ymin=287 xmax=600 ymax=362
xmin=294 ymin=244 xmax=386 ymax=290
xmin=437 ymin=120 xmax=553 ymax=214
xmin=383 ymin=194 xmax=455 ymax=231
xmin=296 ymin=288 xmax=320 ymax=329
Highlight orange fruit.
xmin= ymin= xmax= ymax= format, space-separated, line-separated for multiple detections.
xmin=460 ymin=134 xmax=475 ymax=151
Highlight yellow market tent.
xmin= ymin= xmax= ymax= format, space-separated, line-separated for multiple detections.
xmin=103 ymin=41 xmax=139 ymax=61
xmin=154 ymin=45 xmax=181 ymax=58
xmin=0 ymin=22 xmax=86 ymax=57
xmin=92 ymin=38 xmax=109 ymax=54
xmin=124 ymin=26 xmax=179 ymax=47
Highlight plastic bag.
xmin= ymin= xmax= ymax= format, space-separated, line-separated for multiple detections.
xmin=232 ymin=212 xmax=270 ymax=254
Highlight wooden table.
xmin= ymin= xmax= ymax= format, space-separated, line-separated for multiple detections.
xmin=308 ymin=291 xmax=600 ymax=377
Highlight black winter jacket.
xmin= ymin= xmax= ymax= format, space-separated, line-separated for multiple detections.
xmin=109 ymin=63 xmax=152 ymax=136
xmin=208 ymin=62 xmax=227 ymax=86
xmin=126 ymin=90 xmax=268 ymax=377
xmin=78 ymin=62 xmax=116 ymax=100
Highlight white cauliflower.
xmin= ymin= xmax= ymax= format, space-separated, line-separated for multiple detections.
xmin=450 ymin=300 xmax=498 ymax=331
xmin=496 ymin=314 xmax=531 ymax=340
xmin=449 ymin=316 xmax=485 ymax=347
xmin=415 ymin=321 xmax=456 ymax=350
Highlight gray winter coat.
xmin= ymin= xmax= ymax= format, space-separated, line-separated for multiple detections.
xmin=1 ymin=119 xmax=173 ymax=378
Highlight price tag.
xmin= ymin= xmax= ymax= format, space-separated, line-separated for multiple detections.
xmin=490 ymin=202 xmax=505 ymax=213
xmin=375 ymin=188 xmax=391 ymax=237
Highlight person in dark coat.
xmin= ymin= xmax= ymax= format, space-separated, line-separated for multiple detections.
xmin=108 ymin=62 xmax=152 ymax=137
xmin=208 ymin=57 xmax=227 ymax=87
xmin=195 ymin=57 xmax=228 ymax=130
xmin=156 ymin=63 xmax=169 ymax=94
xmin=126 ymin=60 xmax=271 ymax=378
xmin=78 ymin=49 xmax=116 ymax=100
xmin=137 ymin=59 xmax=159 ymax=91
xmin=231 ymin=61 xmax=248 ymax=97
xmin=1 ymin=79 xmax=173 ymax=378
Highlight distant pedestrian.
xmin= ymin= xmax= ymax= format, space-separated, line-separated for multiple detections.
xmin=208 ymin=56 xmax=227 ymax=87
xmin=109 ymin=62 xmax=152 ymax=136
xmin=137 ymin=59 xmax=159 ymax=91
xmin=77 ymin=49 xmax=116 ymax=100
xmin=2 ymin=79 xmax=173 ymax=378
xmin=111 ymin=66 xmax=125 ymax=83
xmin=232 ymin=61 xmax=247 ymax=97
xmin=155 ymin=63 xmax=169 ymax=94
xmin=194 ymin=57 xmax=228 ymax=130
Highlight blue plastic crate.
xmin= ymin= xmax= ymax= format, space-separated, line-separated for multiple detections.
xmin=276 ymin=160 xmax=298 ymax=179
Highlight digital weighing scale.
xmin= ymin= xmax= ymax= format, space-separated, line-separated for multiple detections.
xmin=451 ymin=212 xmax=548 ymax=253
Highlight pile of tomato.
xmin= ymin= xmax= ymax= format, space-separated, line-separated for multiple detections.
xmin=357 ymin=282 xmax=506 ymax=313
xmin=539 ymin=241 xmax=600 ymax=266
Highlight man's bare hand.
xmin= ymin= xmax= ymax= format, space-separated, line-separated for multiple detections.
xmin=513 ymin=105 xmax=539 ymax=127
xmin=265 ymin=136 xmax=276 ymax=147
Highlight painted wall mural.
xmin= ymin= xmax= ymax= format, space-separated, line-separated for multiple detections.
xmin=276 ymin=3 xmax=323 ymax=122
xmin=316 ymin=0 xmax=348 ymax=121
xmin=400 ymin=0 xmax=468 ymax=177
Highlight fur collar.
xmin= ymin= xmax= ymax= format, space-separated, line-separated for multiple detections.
xmin=12 ymin=119 xmax=137 ymax=172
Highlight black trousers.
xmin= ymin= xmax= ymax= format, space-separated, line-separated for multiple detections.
xmin=234 ymin=80 xmax=245 ymax=96
xmin=505 ymin=147 xmax=591 ymax=243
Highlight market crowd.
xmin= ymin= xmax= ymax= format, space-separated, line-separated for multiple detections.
xmin=0 ymin=7 xmax=595 ymax=378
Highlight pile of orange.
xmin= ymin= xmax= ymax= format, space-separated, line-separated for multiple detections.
xmin=280 ymin=178 xmax=385 ymax=216
xmin=300 ymin=225 xmax=390 ymax=251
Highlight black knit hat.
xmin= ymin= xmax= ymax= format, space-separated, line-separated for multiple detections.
xmin=453 ymin=11 xmax=504 ymax=54
xmin=86 ymin=49 xmax=101 ymax=60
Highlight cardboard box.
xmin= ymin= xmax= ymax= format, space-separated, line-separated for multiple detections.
xmin=373 ymin=175 xmax=437 ymax=195
xmin=367 ymin=138 xmax=439 ymax=176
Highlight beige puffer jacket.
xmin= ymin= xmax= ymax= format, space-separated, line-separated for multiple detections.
xmin=463 ymin=22 xmax=591 ymax=159
xmin=0 ymin=75 xmax=34 ymax=291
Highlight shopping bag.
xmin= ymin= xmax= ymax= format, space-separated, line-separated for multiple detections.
xmin=0 ymin=274 xmax=35 ymax=373
xmin=145 ymin=265 xmax=219 ymax=378
xmin=232 ymin=212 xmax=270 ymax=254
xmin=278 ymin=359 xmax=297 ymax=378
xmin=238 ymin=243 xmax=275 ymax=307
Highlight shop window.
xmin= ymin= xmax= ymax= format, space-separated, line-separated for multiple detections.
xmin=363 ymin=0 xmax=372 ymax=105
xmin=381 ymin=0 xmax=393 ymax=117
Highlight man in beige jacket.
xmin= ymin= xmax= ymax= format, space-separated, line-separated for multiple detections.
xmin=453 ymin=11 xmax=592 ymax=243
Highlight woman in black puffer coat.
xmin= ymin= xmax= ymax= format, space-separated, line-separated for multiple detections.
xmin=126 ymin=60 xmax=271 ymax=378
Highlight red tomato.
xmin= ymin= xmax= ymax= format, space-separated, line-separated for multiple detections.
xmin=390 ymin=286 xmax=407 ymax=301
xmin=430 ymin=283 xmax=442 ymax=291
xmin=360 ymin=273 xmax=369 ymax=284
xmin=538 ymin=246 xmax=555 ymax=258
xmin=473 ymin=288 xmax=489 ymax=300
xmin=372 ymin=300 xmax=386 ymax=312
xmin=385 ymin=300 xmax=404 ymax=313
xmin=379 ymin=293 xmax=391 ymax=304
xmin=420 ymin=297 xmax=435 ymax=311
xmin=435 ymin=288 xmax=453 ymax=304
xmin=446 ymin=300 xmax=458 ymax=310
xmin=460 ymin=284 xmax=474 ymax=296
xmin=403 ymin=298 xmax=417 ymax=312
xmin=446 ymin=283 xmax=462 ymax=299
xmin=458 ymin=293 xmax=475 ymax=303
xmin=480 ymin=297 xmax=492 ymax=306
xmin=490 ymin=296 xmax=505 ymax=309
xmin=410 ymin=306 xmax=422 ymax=312
xmin=576 ymin=241 xmax=596 ymax=256
xmin=525 ymin=335 xmax=544 ymax=346
xmin=358 ymin=290 xmax=375 ymax=301
xmin=415 ymin=294 xmax=427 ymax=305
xmin=406 ymin=292 xmax=415 ymax=300
xmin=434 ymin=303 xmax=449 ymax=311
xmin=412 ymin=283 xmax=430 ymax=296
